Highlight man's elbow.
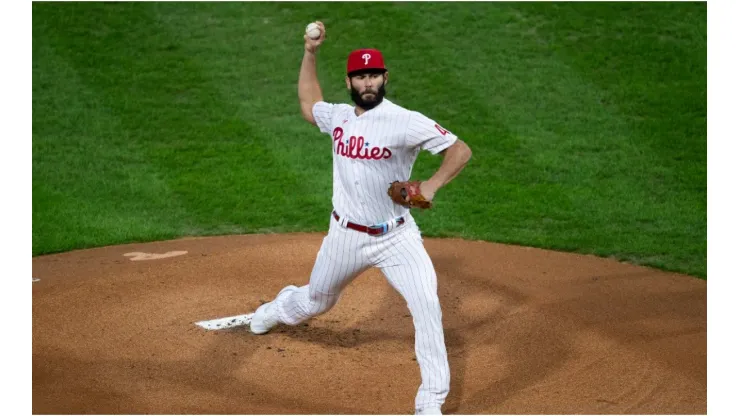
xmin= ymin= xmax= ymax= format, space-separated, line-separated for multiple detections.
xmin=455 ymin=139 xmax=473 ymax=163
xmin=300 ymin=102 xmax=317 ymax=125
xmin=302 ymin=110 xmax=317 ymax=125
xmin=463 ymin=141 xmax=472 ymax=161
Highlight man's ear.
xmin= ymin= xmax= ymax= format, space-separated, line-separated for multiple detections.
xmin=384 ymin=72 xmax=389 ymax=85
xmin=345 ymin=76 xmax=351 ymax=90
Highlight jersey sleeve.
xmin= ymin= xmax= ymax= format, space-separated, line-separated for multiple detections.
xmin=406 ymin=111 xmax=459 ymax=154
xmin=312 ymin=101 xmax=338 ymax=134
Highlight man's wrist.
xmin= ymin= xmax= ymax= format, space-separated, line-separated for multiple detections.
xmin=426 ymin=178 xmax=444 ymax=193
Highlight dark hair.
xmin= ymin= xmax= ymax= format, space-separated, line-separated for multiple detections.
xmin=347 ymin=68 xmax=387 ymax=78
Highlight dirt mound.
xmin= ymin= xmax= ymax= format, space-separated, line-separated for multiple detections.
xmin=32 ymin=233 xmax=706 ymax=414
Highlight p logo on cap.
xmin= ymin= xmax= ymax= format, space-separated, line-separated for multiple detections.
xmin=347 ymin=49 xmax=386 ymax=74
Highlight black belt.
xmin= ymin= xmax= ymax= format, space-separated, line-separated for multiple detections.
xmin=332 ymin=211 xmax=405 ymax=236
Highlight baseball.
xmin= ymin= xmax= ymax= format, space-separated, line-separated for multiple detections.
xmin=305 ymin=22 xmax=321 ymax=40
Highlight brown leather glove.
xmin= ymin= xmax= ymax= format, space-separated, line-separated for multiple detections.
xmin=387 ymin=181 xmax=433 ymax=209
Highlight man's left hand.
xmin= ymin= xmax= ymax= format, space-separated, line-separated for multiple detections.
xmin=387 ymin=180 xmax=435 ymax=209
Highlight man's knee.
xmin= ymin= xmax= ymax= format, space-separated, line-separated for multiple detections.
xmin=408 ymin=296 xmax=443 ymax=322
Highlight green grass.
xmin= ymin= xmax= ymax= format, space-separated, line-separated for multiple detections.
xmin=32 ymin=2 xmax=706 ymax=278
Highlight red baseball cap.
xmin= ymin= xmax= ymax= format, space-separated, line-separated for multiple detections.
xmin=347 ymin=48 xmax=386 ymax=75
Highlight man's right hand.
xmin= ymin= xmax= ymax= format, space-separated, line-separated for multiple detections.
xmin=304 ymin=21 xmax=326 ymax=54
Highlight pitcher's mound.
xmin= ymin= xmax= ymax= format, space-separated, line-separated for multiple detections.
xmin=32 ymin=233 xmax=706 ymax=414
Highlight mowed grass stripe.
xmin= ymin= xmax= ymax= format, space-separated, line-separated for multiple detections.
xmin=32 ymin=3 xmax=706 ymax=277
xmin=517 ymin=3 xmax=706 ymax=273
xmin=32 ymin=19 xmax=195 ymax=254
xmin=151 ymin=2 xmax=336 ymax=228
xmin=371 ymin=4 xmax=693 ymax=270
xmin=34 ymin=2 xmax=330 ymax=241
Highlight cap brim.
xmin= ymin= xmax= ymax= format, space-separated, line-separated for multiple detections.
xmin=347 ymin=68 xmax=388 ymax=77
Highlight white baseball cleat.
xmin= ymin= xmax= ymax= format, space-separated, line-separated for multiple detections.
xmin=250 ymin=285 xmax=298 ymax=335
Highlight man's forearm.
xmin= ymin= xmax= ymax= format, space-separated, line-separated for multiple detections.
xmin=427 ymin=140 xmax=472 ymax=192
xmin=298 ymin=51 xmax=323 ymax=121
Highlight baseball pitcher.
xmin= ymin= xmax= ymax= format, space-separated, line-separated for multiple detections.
xmin=249 ymin=21 xmax=473 ymax=415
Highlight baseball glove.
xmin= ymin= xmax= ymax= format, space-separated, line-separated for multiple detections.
xmin=387 ymin=181 xmax=433 ymax=209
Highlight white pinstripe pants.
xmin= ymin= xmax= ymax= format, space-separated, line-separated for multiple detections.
xmin=275 ymin=213 xmax=450 ymax=410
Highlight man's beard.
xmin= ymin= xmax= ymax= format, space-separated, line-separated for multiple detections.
xmin=350 ymin=82 xmax=386 ymax=110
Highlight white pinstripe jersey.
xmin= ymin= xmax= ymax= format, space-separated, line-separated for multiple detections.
xmin=312 ymin=99 xmax=458 ymax=226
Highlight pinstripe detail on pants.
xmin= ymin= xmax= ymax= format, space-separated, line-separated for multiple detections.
xmin=274 ymin=213 xmax=450 ymax=410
